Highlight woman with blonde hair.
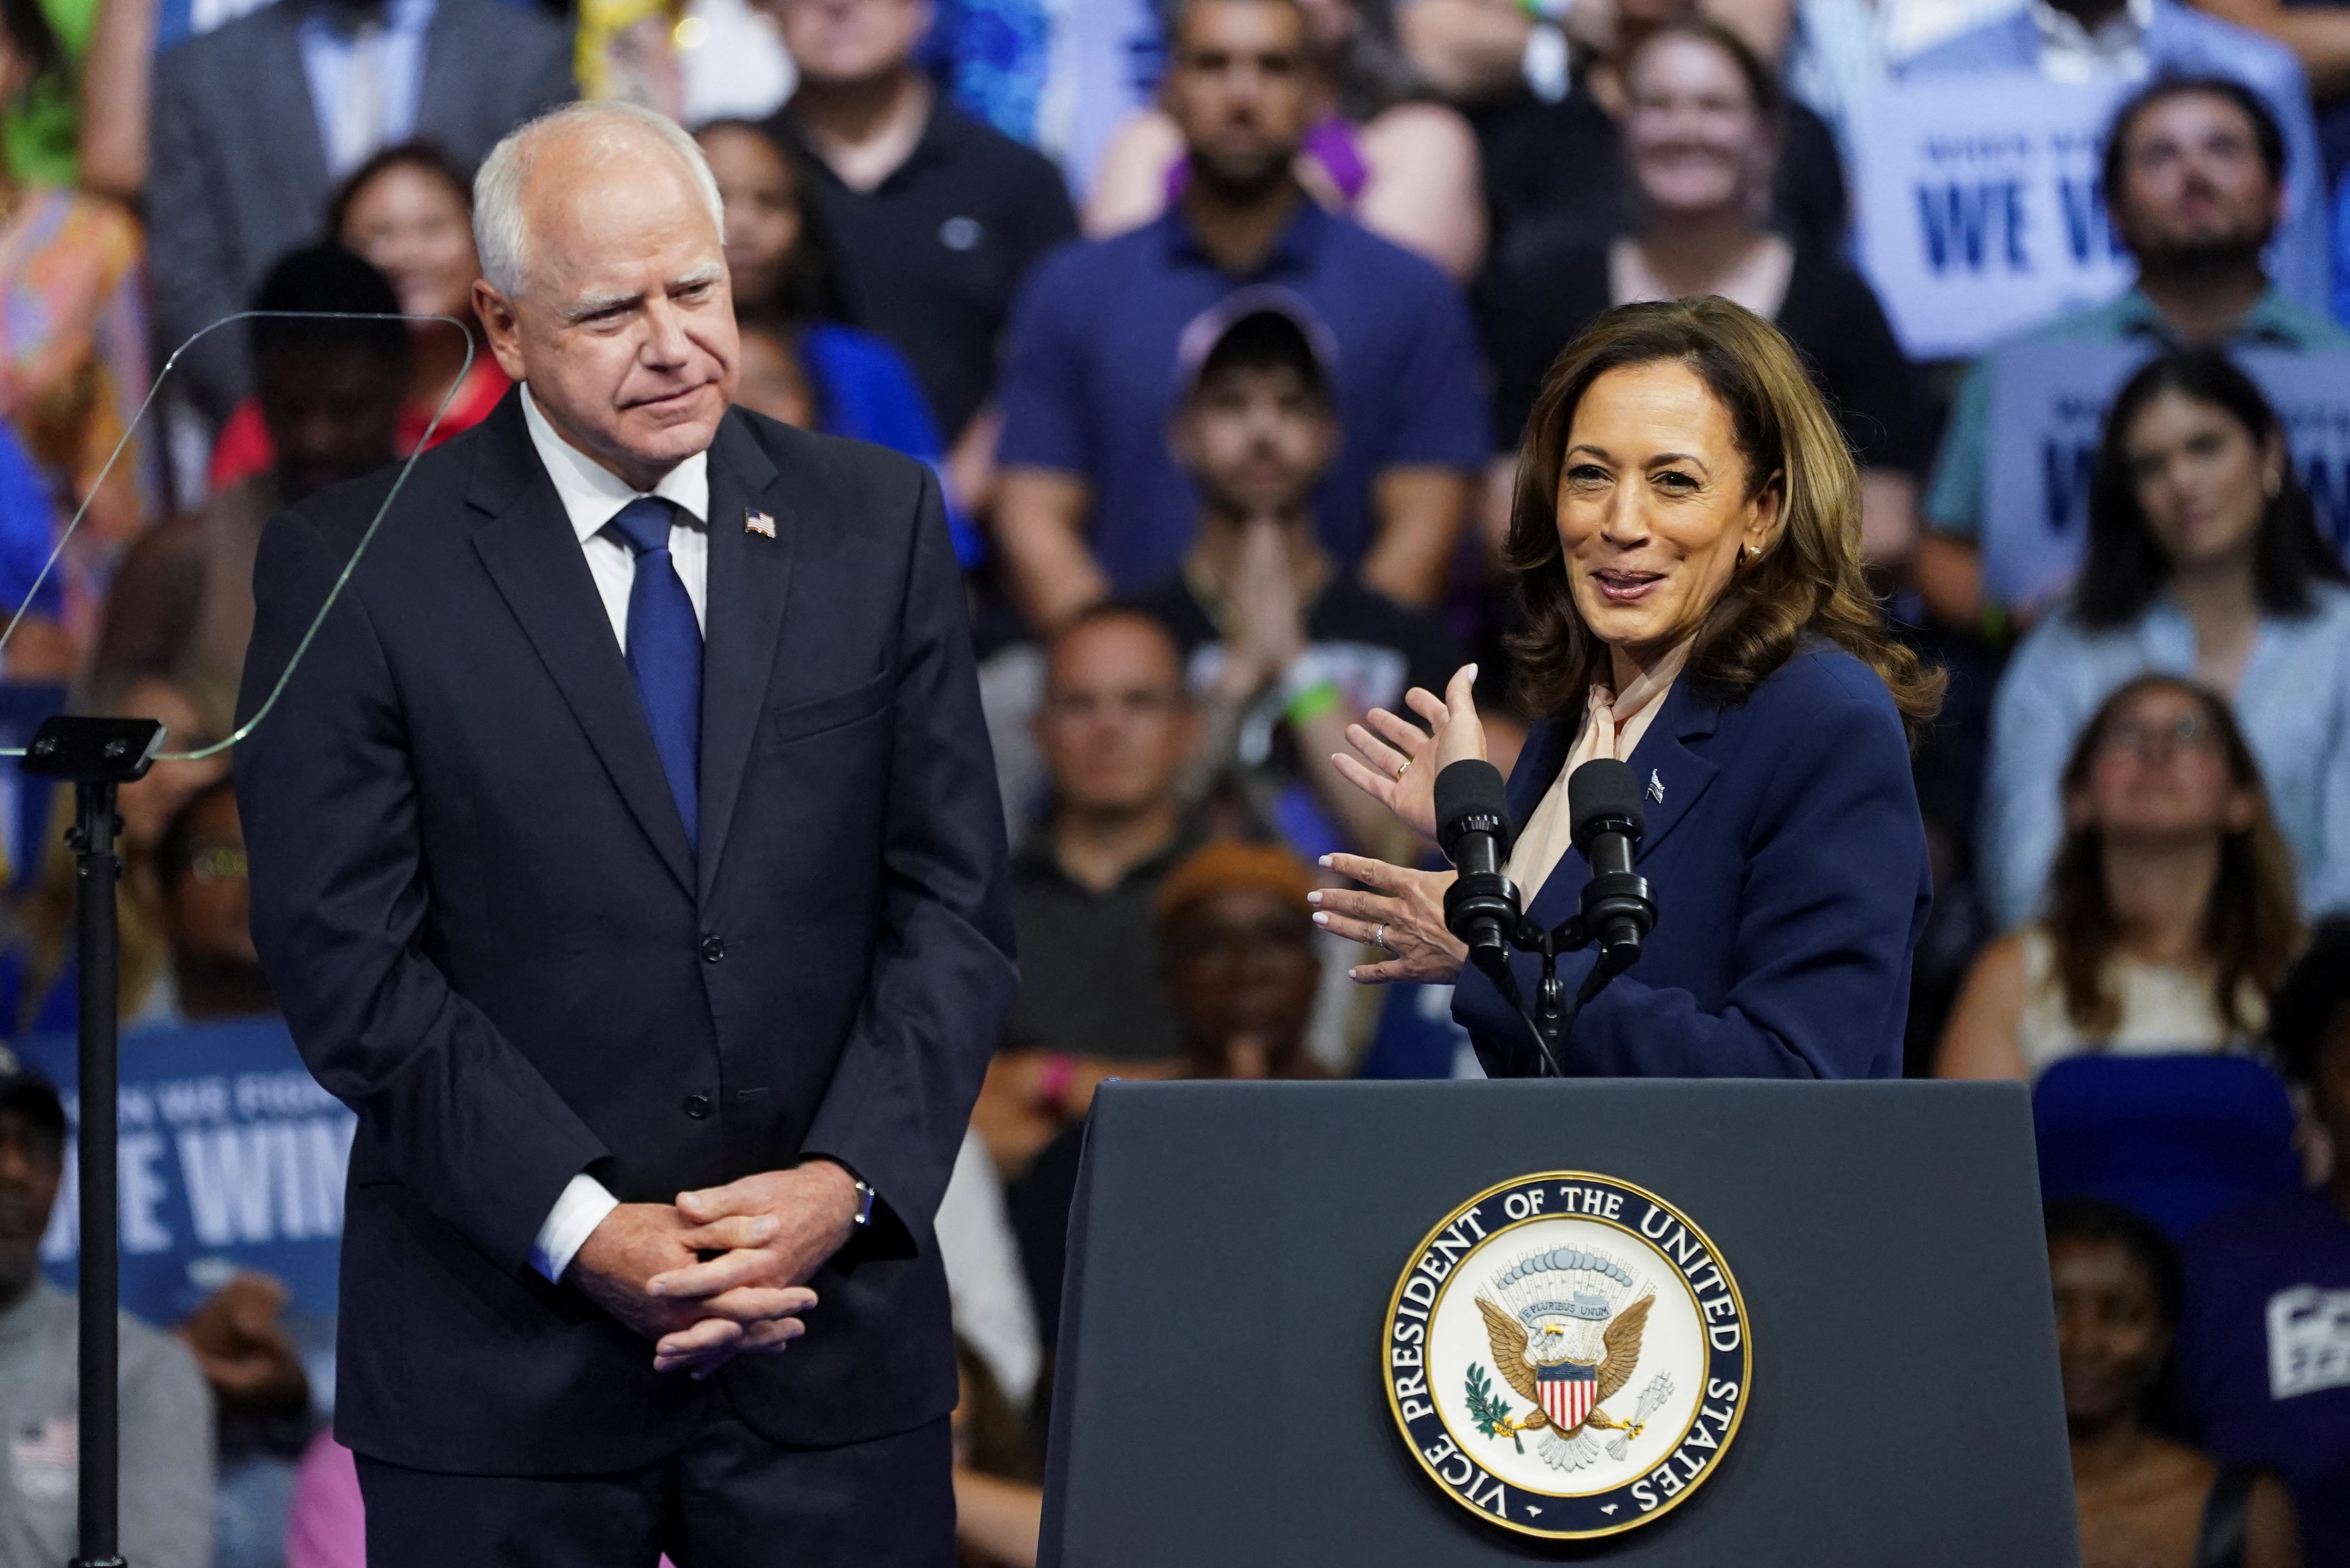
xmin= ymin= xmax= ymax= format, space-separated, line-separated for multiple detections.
xmin=1937 ymin=675 xmax=2301 ymax=1080
xmin=1309 ymin=296 xmax=1943 ymax=1078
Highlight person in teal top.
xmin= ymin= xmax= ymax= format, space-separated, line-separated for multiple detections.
xmin=1984 ymin=350 xmax=2350 ymax=932
xmin=1919 ymin=77 xmax=2350 ymax=634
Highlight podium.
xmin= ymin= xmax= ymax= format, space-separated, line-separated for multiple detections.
xmin=1039 ymin=1080 xmax=2077 ymax=1565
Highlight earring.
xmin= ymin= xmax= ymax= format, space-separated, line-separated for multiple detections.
xmin=1744 ymin=543 xmax=1763 ymax=561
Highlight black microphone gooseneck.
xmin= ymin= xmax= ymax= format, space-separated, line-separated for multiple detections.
xmin=1432 ymin=756 xmax=1660 ymax=1075
xmin=1567 ymin=759 xmax=1657 ymax=977
xmin=1434 ymin=759 xmax=1517 ymax=982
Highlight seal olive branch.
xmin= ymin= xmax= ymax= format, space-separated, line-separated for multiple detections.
xmin=1464 ymin=1362 xmax=1523 ymax=1453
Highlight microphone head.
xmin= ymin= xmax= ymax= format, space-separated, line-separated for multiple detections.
xmin=1567 ymin=758 xmax=1645 ymax=853
xmin=1434 ymin=759 xmax=1513 ymax=860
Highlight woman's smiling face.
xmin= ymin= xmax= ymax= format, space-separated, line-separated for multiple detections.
xmin=1554 ymin=360 xmax=1780 ymax=665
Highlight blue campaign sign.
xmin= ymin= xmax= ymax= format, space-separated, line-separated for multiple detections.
xmin=19 ymin=1019 xmax=353 ymax=1329
xmin=1851 ymin=74 xmax=2135 ymax=360
xmin=1985 ymin=344 xmax=2350 ymax=611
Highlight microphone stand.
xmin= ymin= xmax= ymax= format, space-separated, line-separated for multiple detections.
xmin=23 ymin=715 xmax=165 ymax=1568
xmin=1457 ymin=865 xmax=1654 ymax=1077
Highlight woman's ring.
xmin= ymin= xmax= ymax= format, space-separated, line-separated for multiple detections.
xmin=1373 ymin=924 xmax=1389 ymax=951
xmin=1395 ymin=757 xmax=1411 ymax=777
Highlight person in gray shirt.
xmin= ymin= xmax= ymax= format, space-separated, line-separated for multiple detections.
xmin=0 ymin=1064 xmax=213 ymax=1568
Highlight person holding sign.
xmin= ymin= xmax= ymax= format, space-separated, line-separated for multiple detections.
xmin=1919 ymin=77 xmax=2348 ymax=633
xmin=1981 ymin=349 xmax=2350 ymax=930
xmin=1903 ymin=0 xmax=2330 ymax=312
xmin=1482 ymin=18 xmax=1931 ymax=572
xmin=1313 ymin=298 xmax=1943 ymax=1080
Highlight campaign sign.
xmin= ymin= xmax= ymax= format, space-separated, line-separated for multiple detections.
xmin=1852 ymin=74 xmax=2134 ymax=361
xmin=1985 ymin=345 xmax=2350 ymax=611
xmin=20 ymin=1019 xmax=353 ymax=1328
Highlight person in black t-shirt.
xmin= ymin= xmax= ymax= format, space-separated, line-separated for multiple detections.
xmin=1133 ymin=293 xmax=1465 ymax=865
xmin=1476 ymin=0 xmax=1848 ymax=286
xmin=761 ymin=0 xmax=1077 ymax=490
xmin=1480 ymin=19 xmax=1928 ymax=575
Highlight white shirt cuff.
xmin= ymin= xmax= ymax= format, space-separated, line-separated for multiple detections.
xmin=530 ymin=1173 xmax=620 ymax=1282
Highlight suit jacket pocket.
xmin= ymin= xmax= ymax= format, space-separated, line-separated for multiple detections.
xmin=769 ymin=668 xmax=893 ymax=744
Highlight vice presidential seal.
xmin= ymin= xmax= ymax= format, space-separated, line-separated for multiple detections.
xmin=1382 ymin=1171 xmax=1750 ymax=1540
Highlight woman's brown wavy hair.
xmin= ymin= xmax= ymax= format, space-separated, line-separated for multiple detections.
xmin=1503 ymin=297 xmax=1943 ymax=740
xmin=2044 ymin=674 xmax=2300 ymax=1038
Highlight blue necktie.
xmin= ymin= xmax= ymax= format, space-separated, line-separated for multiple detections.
xmin=607 ymin=497 xmax=701 ymax=850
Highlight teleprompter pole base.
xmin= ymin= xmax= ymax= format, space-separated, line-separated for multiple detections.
xmin=24 ymin=716 xmax=166 ymax=1568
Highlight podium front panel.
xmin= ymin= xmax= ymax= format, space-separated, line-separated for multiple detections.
xmin=1040 ymin=1080 xmax=2075 ymax=1566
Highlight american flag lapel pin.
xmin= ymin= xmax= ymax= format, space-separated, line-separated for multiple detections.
xmin=744 ymin=507 xmax=776 ymax=539
xmin=1648 ymin=768 xmax=1665 ymax=804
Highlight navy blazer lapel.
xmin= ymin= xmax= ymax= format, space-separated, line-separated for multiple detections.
xmin=465 ymin=396 xmax=697 ymax=897
xmin=1622 ymin=682 xmax=1721 ymax=862
xmin=695 ymin=413 xmax=792 ymax=900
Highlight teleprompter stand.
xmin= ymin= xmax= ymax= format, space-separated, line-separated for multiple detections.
xmin=1039 ymin=1079 xmax=2079 ymax=1566
xmin=23 ymin=715 xmax=165 ymax=1568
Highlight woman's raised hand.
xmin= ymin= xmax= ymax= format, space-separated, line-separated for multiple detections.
xmin=1310 ymin=855 xmax=1468 ymax=986
xmin=1331 ymin=664 xmax=1488 ymax=844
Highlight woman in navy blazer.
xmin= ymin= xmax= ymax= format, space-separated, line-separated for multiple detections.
xmin=1312 ymin=298 xmax=1943 ymax=1079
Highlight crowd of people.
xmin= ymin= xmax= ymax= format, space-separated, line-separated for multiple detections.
xmin=0 ymin=0 xmax=2338 ymax=1560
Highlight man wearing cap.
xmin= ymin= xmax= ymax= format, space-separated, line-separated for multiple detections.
xmin=989 ymin=0 xmax=1488 ymax=635
xmin=1132 ymin=297 xmax=1465 ymax=866
xmin=0 ymin=1066 xmax=213 ymax=1568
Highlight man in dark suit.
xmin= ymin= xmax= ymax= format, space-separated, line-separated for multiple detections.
xmin=148 ymin=0 xmax=575 ymax=424
xmin=235 ymin=101 xmax=1016 ymax=1563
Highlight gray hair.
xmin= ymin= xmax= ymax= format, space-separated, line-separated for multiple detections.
xmin=472 ymin=102 xmax=725 ymax=298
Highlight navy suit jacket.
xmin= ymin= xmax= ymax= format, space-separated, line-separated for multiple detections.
xmin=235 ymin=393 xmax=1016 ymax=1474
xmin=1453 ymin=645 xmax=1929 ymax=1080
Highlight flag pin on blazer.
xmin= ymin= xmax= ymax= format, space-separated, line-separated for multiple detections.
xmin=744 ymin=507 xmax=776 ymax=539
xmin=1648 ymin=768 xmax=1665 ymax=804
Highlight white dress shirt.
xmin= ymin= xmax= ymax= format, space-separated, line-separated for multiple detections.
xmin=522 ymin=383 xmax=712 ymax=641
xmin=519 ymin=383 xmax=714 ymax=1281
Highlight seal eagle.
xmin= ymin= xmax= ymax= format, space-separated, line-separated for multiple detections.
xmin=1475 ymin=1294 xmax=1653 ymax=1472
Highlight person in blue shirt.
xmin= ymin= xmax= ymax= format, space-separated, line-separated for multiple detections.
xmin=1918 ymin=76 xmax=2350 ymax=635
xmin=989 ymin=0 xmax=1488 ymax=633
xmin=694 ymin=117 xmax=981 ymax=566
xmin=0 ymin=417 xmax=62 ymax=682
xmin=1983 ymin=348 xmax=2350 ymax=931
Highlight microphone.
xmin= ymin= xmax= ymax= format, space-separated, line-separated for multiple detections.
xmin=1435 ymin=759 xmax=1519 ymax=978
xmin=1567 ymin=759 xmax=1656 ymax=971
